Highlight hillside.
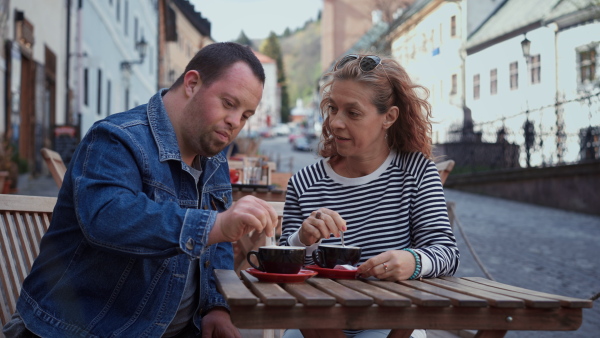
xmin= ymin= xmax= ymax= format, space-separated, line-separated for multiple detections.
xmin=280 ymin=19 xmax=321 ymax=108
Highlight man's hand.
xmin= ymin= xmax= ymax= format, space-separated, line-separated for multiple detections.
xmin=201 ymin=307 xmax=241 ymax=338
xmin=208 ymin=196 xmax=278 ymax=245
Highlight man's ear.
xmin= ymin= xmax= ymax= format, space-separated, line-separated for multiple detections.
xmin=183 ymin=70 xmax=201 ymax=98
xmin=384 ymin=106 xmax=399 ymax=129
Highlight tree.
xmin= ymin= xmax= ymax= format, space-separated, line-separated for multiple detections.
xmin=260 ymin=32 xmax=290 ymax=122
xmin=235 ymin=30 xmax=253 ymax=48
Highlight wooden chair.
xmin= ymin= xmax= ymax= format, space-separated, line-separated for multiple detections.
xmin=232 ymin=201 xmax=284 ymax=276
xmin=435 ymin=159 xmax=455 ymax=186
xmin=0 ymin=194 xmax=57 ymax=327
xmin=40 ymin=148 xmax=67 ymax=188
xmin=436 ymin=159 xmax=456 ymax=228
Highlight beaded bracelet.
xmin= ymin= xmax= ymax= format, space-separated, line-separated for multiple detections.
xmin=402 ymin=248 xmax=421 ymax=280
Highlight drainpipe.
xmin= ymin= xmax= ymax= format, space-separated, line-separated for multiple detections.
xmin=65 ymin=0 xmax=71 ymax=126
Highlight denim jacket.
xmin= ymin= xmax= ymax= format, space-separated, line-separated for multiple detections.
xmin=16 ymin=90 xmax=234 ymax=337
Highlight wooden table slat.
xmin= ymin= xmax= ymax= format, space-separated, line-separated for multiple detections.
xmin=214 ymin=269 xmax=258 ymax=306
xmin=283 ymin=283 xmax=337 ymax=307
xmin=240 ymin=270 xmax=297 ymax=307
xmin=337 ymin=279 xmax=411 ymax=307
xmin=440 ymin=276 xmax=562 ymax=309
xmin=423 ymin=278 xmax=525 ymax=308
xmin=399 ymin=280 xmax=488 ymax=307
xmin=368 ymin=280 xmax=453 ymax=307
xmin=461 ymin=277 xmax=594 ymax=309
xmin=306 ymin=278 xmax=373 ymax=307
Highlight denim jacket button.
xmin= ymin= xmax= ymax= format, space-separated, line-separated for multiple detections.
xmin=204 ymin=260 xmax=210 ymax=268
xmin=186 ymin=239 xmax=194 ymax=250
xmin=223 ymin=195 xmax=228 ymax=203
xmin=203 ymin=205 xmax=208 ymax=210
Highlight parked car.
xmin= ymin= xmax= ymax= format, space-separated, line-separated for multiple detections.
xmin=271 ymin=124 xmax=291 ymax=136
xmin=292 ymin=136 xmax=312 ymax=152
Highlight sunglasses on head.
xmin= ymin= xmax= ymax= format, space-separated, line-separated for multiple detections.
xmin=334 ymin=54 xmax=392 ymax=84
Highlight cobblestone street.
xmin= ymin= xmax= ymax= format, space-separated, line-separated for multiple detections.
xmin=445 ymin=189 xmax=599 ymax=337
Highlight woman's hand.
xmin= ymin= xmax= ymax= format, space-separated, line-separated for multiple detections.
xmin=356 ymin=250 xmax=417 ymax=281
xmin=298 ymin=208 xmax=346 ymax=246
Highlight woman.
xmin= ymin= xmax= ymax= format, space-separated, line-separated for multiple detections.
xmin=279 ymin=54 xmax=460 ymax=338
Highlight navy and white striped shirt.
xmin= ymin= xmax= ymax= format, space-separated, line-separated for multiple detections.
xmin=280 ymin=151 xmax=459 ymax=278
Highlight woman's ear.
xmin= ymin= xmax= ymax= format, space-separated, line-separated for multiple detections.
xmin=383 ymin=106 xmax=399 ymax=129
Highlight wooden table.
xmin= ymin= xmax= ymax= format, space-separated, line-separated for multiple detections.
xmin=215 ymin=269 xmax=592 ymax=338
xmin=231 ymin=184 xmax=286 ymax=202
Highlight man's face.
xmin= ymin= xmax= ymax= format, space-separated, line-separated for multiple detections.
xmin=181 ymin=62 xmax=263 ymax=158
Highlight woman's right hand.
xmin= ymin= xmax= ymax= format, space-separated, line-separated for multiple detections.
xmin=298 ymin=208 xmax=346 ymax=246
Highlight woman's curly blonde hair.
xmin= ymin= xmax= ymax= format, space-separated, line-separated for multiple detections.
xmin=319 ymin=54 xmax=433 ymax=159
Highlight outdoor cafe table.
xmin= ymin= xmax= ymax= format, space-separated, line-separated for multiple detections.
xmin=231 ymin=183 xmax=286 ymax=202
xmin=215 ymin=269 xmax=592 ymax=338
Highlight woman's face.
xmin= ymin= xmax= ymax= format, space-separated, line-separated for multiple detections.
xmin=326 ymin=80 xmax=391 ymax=159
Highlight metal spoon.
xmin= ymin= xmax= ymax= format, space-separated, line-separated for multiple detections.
xmin=340 ymin=231 xmax=346 ymax=247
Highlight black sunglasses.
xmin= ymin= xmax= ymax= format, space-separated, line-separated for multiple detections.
xmin=334 ymin=54 xmax=392 ymax=84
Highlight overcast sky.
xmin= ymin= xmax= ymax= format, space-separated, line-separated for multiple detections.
xmin=191 ymin=0 xmax=322 ymax=42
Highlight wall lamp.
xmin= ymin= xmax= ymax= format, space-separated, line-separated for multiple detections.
xmin=521 ymin=35 xmax=531 ymax=60
xmin=121 ymin=36 xmax=148 ymax=70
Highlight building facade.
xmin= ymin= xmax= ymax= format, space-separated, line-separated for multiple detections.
xmin=465 ymin=0 xmax=600 ymax=166
xmin=75 ymin=0 xmax=158 ymax=136
xmin=3 ymin=0 xmax=68 ymax=174
xmin=158 ymin=0 xmax=212 ymax=89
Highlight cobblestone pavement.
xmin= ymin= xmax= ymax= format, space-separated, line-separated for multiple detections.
xmin=13 ymin=175 xmax=599 ymax=337
xmin=445 ymin=189 xmax=599 ymax=337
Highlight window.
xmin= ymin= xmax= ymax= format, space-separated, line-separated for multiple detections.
xmin=579 ymin=48 xmax=597 ymax=84
xmin=134 ymin=17 xmax=138 ymax=46
xmin=84 ymin=68 xmax=89 ymax=106
xmin=106 ymin=80 xmax=111 ymax=116
xmin=510 ymin=62 xmax=518 ymax=90
xmin=473 ymin=74 xmax=480 ymax=100
xmin=124 ymin=0 xmax=128 ymax=36
xmin=490 ymin=69 xmax=497 ymax=95
xmin=125 ymin=88 xmax=129 ymax=110
xmin=450 ymin=74 xmax=457 ymax=95
xmin=97 ymin=69 xmax=102 ymax=115
xmin=450 ymin=15 xmax=456 ymax=37
xmin=530 ymin=54 xmax=541 ymax=84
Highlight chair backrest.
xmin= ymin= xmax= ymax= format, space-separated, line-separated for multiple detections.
xmin=233 ymin=201 xmax=284 ymax=275
xmin=435 ymin=159 xmax=455 ymax=186
xmin=0 ymin=195 xmax=56 ymax=326
xmin=40 ymin=148 xmax=67 ymax=188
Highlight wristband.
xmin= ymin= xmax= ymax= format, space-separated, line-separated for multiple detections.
xmin=402 ymin=248 xmax=421 ymax=280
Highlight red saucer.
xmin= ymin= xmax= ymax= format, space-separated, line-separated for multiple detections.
xmin=304 ymin=265 xmax=358 ymax=279
xmin=245 ymin=268 xmax=318 ymax=283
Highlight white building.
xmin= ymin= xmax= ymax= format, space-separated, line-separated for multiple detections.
xmin=243 ymin=50 xmax=278 ymax=133
xmin=74 ymin=0 xmax=158 ymax=135
xmin=465 ymin=0 xmax=600 ymax=166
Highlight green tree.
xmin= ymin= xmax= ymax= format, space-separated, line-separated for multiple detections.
xmin=260 ymin=32 xmax=290 ymax=122
xmin=235 ymin=30 xmax=253 ymax=48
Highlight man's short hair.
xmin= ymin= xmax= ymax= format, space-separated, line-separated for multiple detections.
xmin=170 ymin=42 xmax=265 ymax=89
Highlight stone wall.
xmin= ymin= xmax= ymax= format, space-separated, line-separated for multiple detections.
xmin=444 ymin=161 xmax=600 ymax=215
xmin=434 ymin=142 xmax=521 ymax=173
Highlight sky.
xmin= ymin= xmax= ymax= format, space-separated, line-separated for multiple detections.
xmin=191 ymin=0 xmax=323 ymax=42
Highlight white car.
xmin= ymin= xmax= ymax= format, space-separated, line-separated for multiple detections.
xmin=271 ymin=124 xmax=291 ymax=136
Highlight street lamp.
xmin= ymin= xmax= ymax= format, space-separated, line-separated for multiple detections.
xmin=121 ymin=36 xmax=148 ymax=70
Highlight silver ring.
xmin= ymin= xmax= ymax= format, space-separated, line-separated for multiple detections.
xmin=383 ymin=263 xmax=388 ymax=272
xmin=315 ymin=212 xmax=322 ymax=220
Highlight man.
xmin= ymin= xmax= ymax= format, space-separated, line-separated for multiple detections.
xmin=4 ymin=42 xmax=277 ymax=337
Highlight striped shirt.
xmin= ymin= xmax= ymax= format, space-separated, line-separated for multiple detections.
xmin=280 ymin=151 xmax=459 ymax=278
